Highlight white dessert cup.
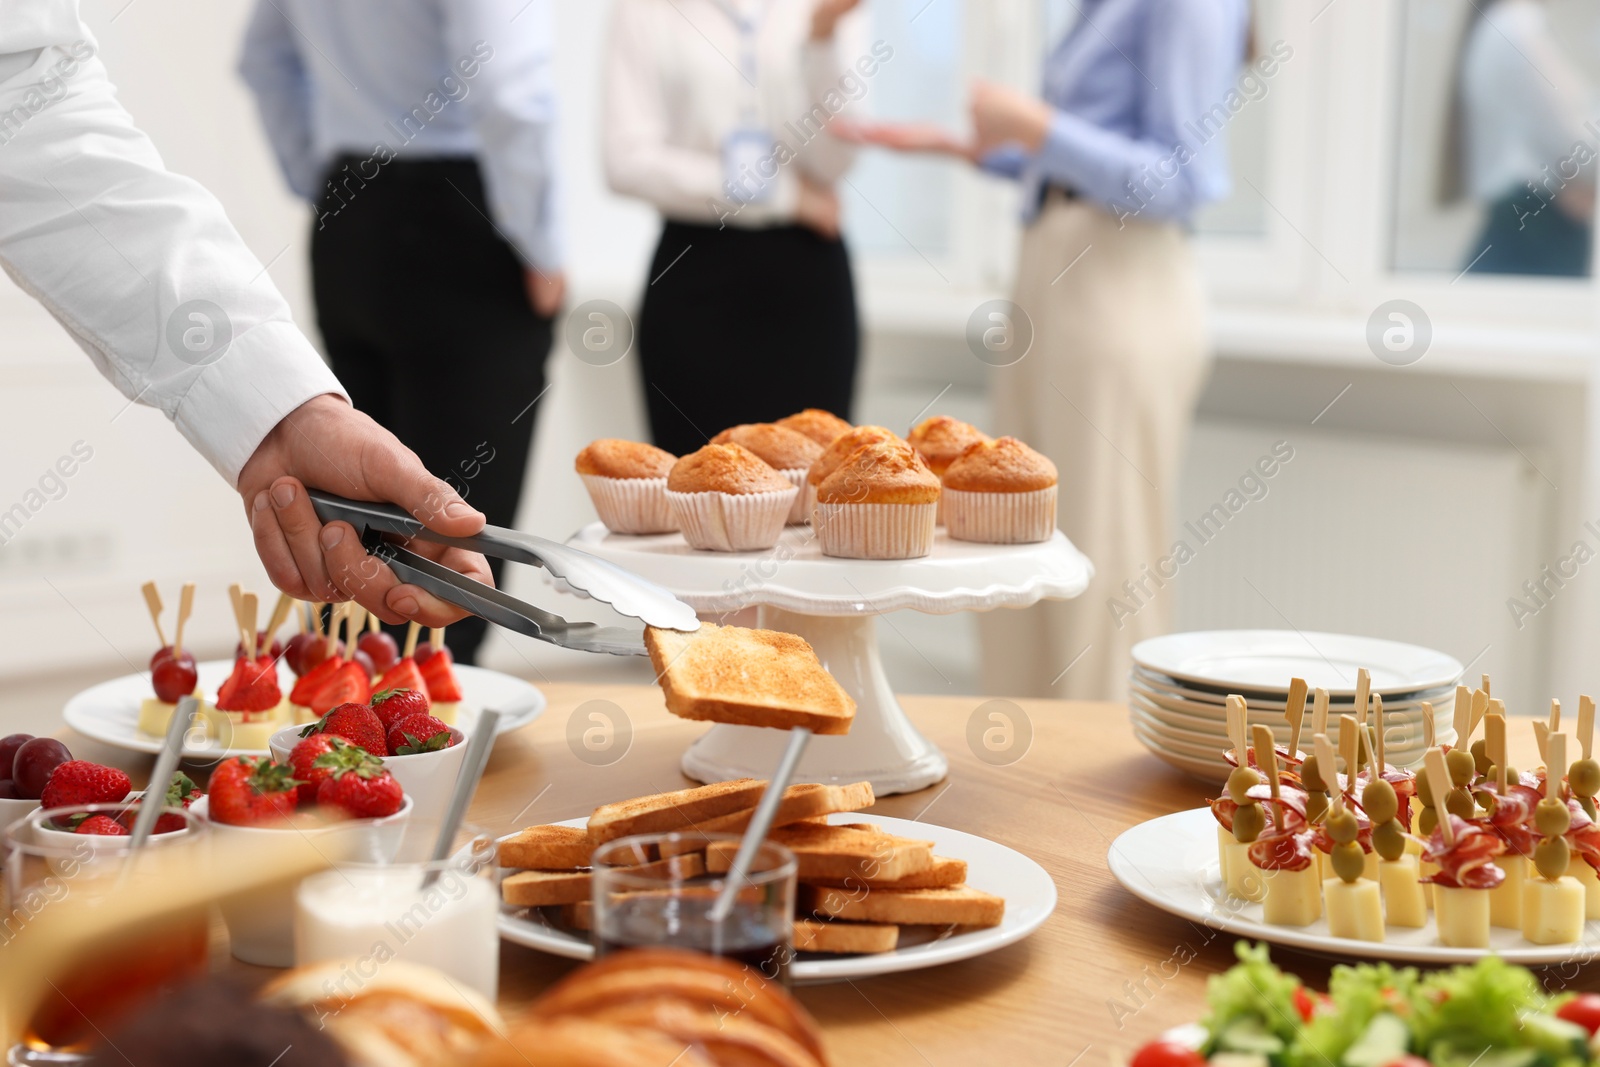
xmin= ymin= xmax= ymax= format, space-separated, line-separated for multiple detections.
xmin=270 ymin=724 xmax=467 ymax=822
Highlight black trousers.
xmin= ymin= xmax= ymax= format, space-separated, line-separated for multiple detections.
xmin=638 ymin=221 xmax=859 ymax=457
xmin=311 ymin=155 xmax=552 ymax=665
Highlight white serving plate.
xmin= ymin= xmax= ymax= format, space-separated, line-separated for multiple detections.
xmin=62 ymin=661 xmax=544 ymax=759
xmin=1108 ymin=808 xmax=1600 ymax=965
xmin=1131 ymin=671 xmax=1455 ymax=716
xmin=497 ymin=813 xmax=1056 ymax=984
xmin=1130 ymin=682 xmax=1445 ymax=728
xmin=1130 ymin=709 xmax=1450 ymax=772
xmin=1129 ymin=698 xmax=1447 ymax=754
xmin=1131 ymin=631 xmax=1464 ymax=696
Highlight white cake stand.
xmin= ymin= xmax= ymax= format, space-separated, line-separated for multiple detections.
xmin=564 ymin=523 xmax=1092 ymax=795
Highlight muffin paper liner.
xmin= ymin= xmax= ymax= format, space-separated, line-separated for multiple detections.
xmin=778 ymin=467 xmax=809 ymax=524
xmin=942 ymin=486 xmax=1057 ymax=544
xmin=581 ymin=474 xmax=677 ymax=535
xmin=813 ymin=501 xmax=937 ymax=560
xmin=666 ymin=487 xmax=797 ymax=551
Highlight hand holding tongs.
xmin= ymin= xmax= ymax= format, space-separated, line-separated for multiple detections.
xmin=309 ymin=491 xmax=698 ymax=656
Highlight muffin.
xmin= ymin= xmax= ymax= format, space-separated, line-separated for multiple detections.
xmin=803 ymin=425 xmax=900 ymax=524
xmin=665 ymin=443 xmax=798 ymax=551
xmin=575 ymin=439 xmax=677 ymax=535
xmin=711 ymin=423 xmax=824 ymax=524
xmin=907 ymin=416 xmax=991 ymax=524
xmin=775 ymin=408 xmax=853 ymax=447
xmin=814 ymin=439 xmax=940 ymax=559
xmin=941 ymin=436 xmax=1058 ymax=544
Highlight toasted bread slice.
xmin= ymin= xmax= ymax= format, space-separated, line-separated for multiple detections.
xmin=705 ymin=823 xmax=933 ymax=882
xmin=587 ymin=778 xmax=769 ymax=843
xmin=502 ymin=869 xmax=592 ymax=908
xmin=802 ymin=855 xmax=968 ymax=890
xmin=803 ymin=885 xmax=1005 ymax=927
xmin=646 ymin=624 xmax=856 ymax=735
xmin=558 ymin=899 xmax=594 ymax=932
xmin=694 ymin=782 xmax=875 ymax=835
xmin=793 ymin=918 xmax=899 ymax=955
xmin=500 ymin=824 xmax=592 ymax=870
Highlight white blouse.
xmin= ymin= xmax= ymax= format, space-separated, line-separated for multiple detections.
xmin=603 ymin=0 xmax=870 ymax=228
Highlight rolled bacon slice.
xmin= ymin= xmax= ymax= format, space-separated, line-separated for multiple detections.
xmin=1248 ymin=829 xmax=1316 ymax=872
xmin=1421 ymin=815 xmax=1507 ymax=889
xmin=1472 ymin=780 xmax=1541 ymax=859
xmin=1223 ymin=745 xmax=1304 ymax=771
xmin=1565 ymin=797 xmax=1600 ymax=873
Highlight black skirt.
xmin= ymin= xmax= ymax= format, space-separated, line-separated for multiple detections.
xmin=638 ymin=220 xmax=859 ymax=457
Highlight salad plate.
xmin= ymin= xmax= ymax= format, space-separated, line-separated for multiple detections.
xmin=1108 ymin=808 xmax=1600 ymax=965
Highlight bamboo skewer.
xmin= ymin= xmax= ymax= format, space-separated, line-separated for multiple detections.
xmin=264 ymin=592 xmax=294 ymax=645
xmin=368 ymin=611 xmax=381 ymax=635
xmin=1470 ymin=688 xmax=1490 ymax=736
xmin=1355 ymin=668 xmax=1372 ymax=728
xmin=1254 ymin=724 xmax=1282 ymax=832
xmin=1534 ymin=720 xmax=1551 ymax=765
xmin=1312 ymin=687 xmax=1330 ymax=739
xmin=241 ymin=592 xmax=259 ymax=661
xmin=1548 ymin=733 xmax=1567 ymax=801
xmin=140 ymin=581 xmax=167 ymax=648
xmin=429 ymin=626 xmax=446 ymax=654
xmin=1314 ymin=733 xmax=1338 ymax=801
xmin=1581 ymin=696 xmax=1596 ymax=761
xmin=172 ymin=582 xmax=195 ymax=659
xmin=1487 ymin=713 xmax=1508 ymax=794
xmin=403 ymin=620 xmax=422 ymax=660
xmin=1286 ymin=677 xmax=1308 ymax=760
xmin=1373 ymin=694 xmax=1386 ymax=773
xmin=1424 ymin=749 xmax=1456 ymax=847
xmin=1339 ymin=714 xmax=1359 ymax=801
xmin=1550 ymin=698 xmax=1562 ymax=738
xmin=1452 ymin=685 xmax=1472 ymax=747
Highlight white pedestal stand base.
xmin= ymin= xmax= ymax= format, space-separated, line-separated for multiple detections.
xmin=680 ymin=608 xmax=949 ymax=795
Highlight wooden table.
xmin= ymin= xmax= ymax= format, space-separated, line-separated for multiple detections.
xmin=56 ymin=684 xmax=1591 ymax=1063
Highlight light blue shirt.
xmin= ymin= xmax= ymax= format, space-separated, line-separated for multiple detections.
xmin=983 ymin=0 xmax=1250 ymax=225
xmin=239 ymin=0 xmax=562 ymax=270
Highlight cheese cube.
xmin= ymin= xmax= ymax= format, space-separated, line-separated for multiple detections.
xmin=1433 ymin=884 xmax=1490 ymax=948
xmin=1378 ymin=856 xmax=1427 ymax=928
xmin=1420 ymin=858 xmax=1438 ymax=910
xmin=1217 ymin=825 xmax=1234 ymax=886
xmin=1262 ymin=864 xmax=1322 ymax=926
xmin=1488 ymin=855 xmax=1526 ymax=929
xmin=1222 ymin=841 xmax=1267 ymax=902
xmin=1363 ymin=849 xmax=1379 ymax=882
xmin=1571 ymin=859 xmax=1600 ymax=920
xmin=1324 ymin=878 xmax=1384 ymax=941
xmin=1522 ymin=876 xmax=1584 ymax=945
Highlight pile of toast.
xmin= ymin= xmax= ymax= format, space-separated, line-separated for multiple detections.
xmin=500 ymin=777 xmax=1005 ymax=956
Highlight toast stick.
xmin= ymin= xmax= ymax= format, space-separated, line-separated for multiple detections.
xmin=1581 ymin=696 xmax=1596 ymax=761
xmin=1355 ymin=668 xmax=1372 ymax=728
xmin=1254 ymin=724 xmax=1282 ymax=832
xmin=241 ymin=592 xmax=259 ymax=661
xmin=1421 ymin=701 xmax=1436 ymax=751
xmin=1486 ymin=712 xmax=1507 ymax=795
xmin=140 ymin=581 xmax=167 ymax=648
xmin=1312 ymin=687 xmax=1330 ymax=739
xmin=1286 ymin=677 xmax=1308 ymax=760
xmin=172 ymin=582 xmax=195 ymax=659
xmin=1423 ymin=749 xmax=1455 ymax=847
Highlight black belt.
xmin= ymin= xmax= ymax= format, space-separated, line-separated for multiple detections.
xmin=1037 ymin=182 xmax=1080 ymax=211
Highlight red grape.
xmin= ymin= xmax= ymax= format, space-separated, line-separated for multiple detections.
xmin=13 ymin=738 xmax=72 ymax=800
xmin=149 ymin=645 xmax=196 ymax=672
xmin=300 ymin=638 xmax=342 ymax=674
xmin=0 ymin=779 xmax=18 ymax=799
xmin=234 ymin=632 xmax=284 ymax=661
xmin=357 ymin=631 xmax=399 ymax=674
xmin=351 ymin=649 xmax=376 ymax=679
xmin=152 ymin=656 xmax=199 ymax=703
xmin=0 ymin=733 xmax=34 ymax=778
xmin=283 ymin=632 xmax=319 ymax=675
xmin=413 ymin=641 xmax=435 ymax=665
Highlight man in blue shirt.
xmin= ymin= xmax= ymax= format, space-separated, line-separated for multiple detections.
xmin=240 ymin=0 xmax=564 ymax=664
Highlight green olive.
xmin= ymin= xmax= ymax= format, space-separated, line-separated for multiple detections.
xmin=1472 ymin=788 xmax=1499 ymax=819
xmin=1305 ymin=791 xmax=1329 ymax=826
xmin=1584 ymin=796 xmax=1599 ymax=822
xmin=1469 ymin=738 xmax=1492 ymax=777
xmin=1327 ymin=806 xmax=1360 ymax=845
xmin=1331 ymin=840 xmax=1366 ymax=883
xmin=1535 ymin=836 xmax=1571 ymax=880
xmin=1446 ymin=787 xmax=1476 ymax=819
xmin=1362 ymin=779 xmax=1398 ymax=825
xmin=1300 ymin=753 xmax=1326 ymax=793
xmin=1535 ymin=796 xmax=1572 ymax=837
xmin=1232 ymin=802 xmax=1266 ymax=844
xmin=1446 ymin=748 xmax=1477 ymax=788
xmin=1419 ymin=806 xmax=1439 ymax=836
xmin=1569 ymin=758 xmax=1600 ymax=798
xmin=1372 ymin=820 xmax=1407 ymax=862
xmin=1227 ymin=765 xmax=1263 ymax=805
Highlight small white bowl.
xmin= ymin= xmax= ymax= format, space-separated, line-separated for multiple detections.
xmin=16 ymin=795 xmax=200 ymax=876
xmin=269 ymin=724 xmax=467 ymax=821
xmin=0 ymin=795 xmax=43 ymax=867
xmin=191 ymin=793 xmax=412 ymax=967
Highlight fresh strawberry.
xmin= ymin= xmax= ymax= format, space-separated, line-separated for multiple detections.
xmin=370 ymin=687 xmax=430 ymax=731
xmin=374 ymin=657 xmax=428 ymax=700
xmin=308 ymin=662 xmax=370 ymax=716
xmin=287 ymin=733 xmax=344 ymax=805
xmin=76 ymin=814 xmax=129 ymax=836
xmin=119 ymin=771 xmax=205 ymax=834
xmin=289 ymin=654 xmax=344 ymax=707
xmin=315 ymin=746 xmax=404 ymax=818
xmin=208 ymin=756 xmax=300 ymax=827
xmin=386 ymin=713 xmax=455 ymax=756
xmin=216 ymin=654 xmax=281 ymax=713
xmin=418 ymin=645 xmax=462 ymax=703
xmin=40 ymin=761 xmax=131 ymax=809
xmin=302 ymin=702 xmax=387 ymax=756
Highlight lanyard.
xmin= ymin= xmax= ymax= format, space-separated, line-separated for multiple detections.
xmin=711 ymin=0 xmax=766 ymax=122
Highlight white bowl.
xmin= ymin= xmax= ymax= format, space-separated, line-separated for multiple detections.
xmin=268 ymin=725 xmax=467 ymax=821
xmin=0 ymin=795 xmax=42 ymax=866
xmin=191 ymin=793 xmax=412 ymax=967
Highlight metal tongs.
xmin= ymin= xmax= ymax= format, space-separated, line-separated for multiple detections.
xmin=310 ymin=491 xmax=698 ymax=655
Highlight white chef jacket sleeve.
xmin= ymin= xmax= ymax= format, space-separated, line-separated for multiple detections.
xmin=0 ymin=40 xmax=347 ymax=487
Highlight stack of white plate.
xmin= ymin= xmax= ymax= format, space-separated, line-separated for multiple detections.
xmin=1129 ymin=630 xmax=1464 ymax=782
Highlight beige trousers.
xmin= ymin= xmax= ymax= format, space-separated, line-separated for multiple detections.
xmin=977 ymin=197 xmax=1210 ymax=701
